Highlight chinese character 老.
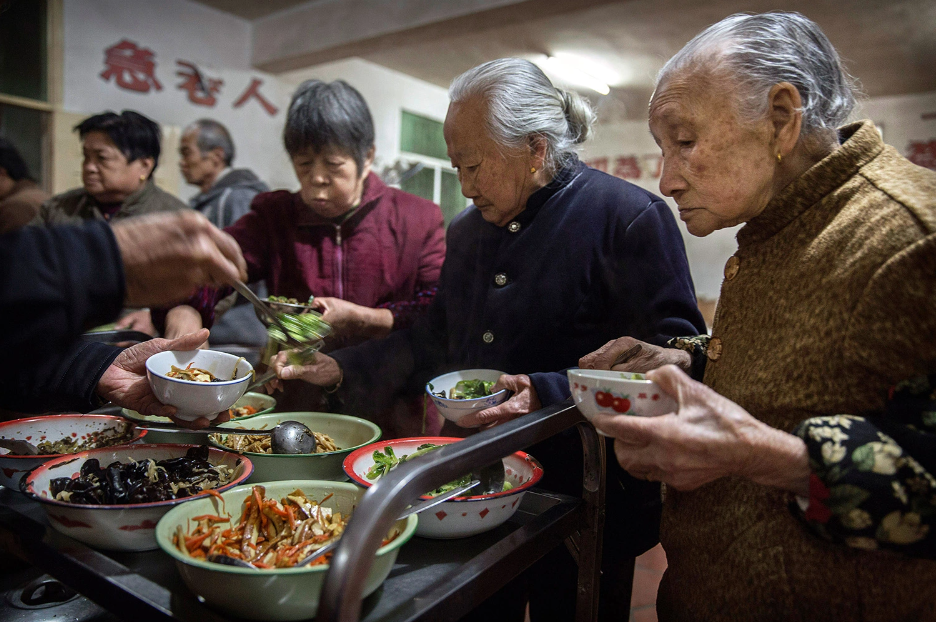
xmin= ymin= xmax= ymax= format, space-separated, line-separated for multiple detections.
xmin=176 ymin=60 xmax=224 ymax=107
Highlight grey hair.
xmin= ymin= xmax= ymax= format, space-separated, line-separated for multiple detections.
xmin=449 ymin=58 xmax=595 ymax=173
xmin=657 ymin=12 xmax=859 ymax=143
xmin=186 ymin=119 xmax=235 ymax=166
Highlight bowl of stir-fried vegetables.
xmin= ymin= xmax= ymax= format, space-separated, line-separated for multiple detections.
xmin=155 ymin=480 xmax=417 ymax=621
xmin=0 ymin=414 xmax=147 ymax=491
xmin=208 ymin=411 xmax=381 ymax=482
xmin=425 ymin=369 xmax=511 ymax=427
xmin=145 ymin=349 xmax=254 ymax=422
xmin=343 ymin=437 xmax=544 ymax=539
xmin=21 ymin=444 xmax=252 ymax=551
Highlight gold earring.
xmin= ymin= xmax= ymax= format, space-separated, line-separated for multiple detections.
xmin=776 ymin=153 xmax=782 ymax=164
xmin=140 ymin=174 xmax=146 ymax=181
xmin=530 ymin=167 xmax=536 ymax=174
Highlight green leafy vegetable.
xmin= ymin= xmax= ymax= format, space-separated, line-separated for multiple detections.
xmin=448 ymin=379 xmax=496 ymax=399
xmin=365 ymin=443 xmax=472 ymax=497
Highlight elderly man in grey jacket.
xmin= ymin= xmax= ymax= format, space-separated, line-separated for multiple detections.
xmin=179 ymin=119 xmax=269 ymax=346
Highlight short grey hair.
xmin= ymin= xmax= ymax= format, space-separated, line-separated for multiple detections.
xmin=187 ymin=119 xmax=235 ymax=166
xmin=449 ymin=58 xmax=595 ymax=173
xmin=657 ymin=12 xmax=859 ymax=142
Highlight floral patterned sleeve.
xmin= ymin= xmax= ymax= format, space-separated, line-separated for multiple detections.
xmin=791 ymin=375 xmax=935 ymax=558
xmin=667 ymin=335 xmax=711 ymax=382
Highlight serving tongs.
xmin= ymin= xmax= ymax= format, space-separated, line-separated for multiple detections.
xmin=230 ymin=280 xmax=310 ymax=350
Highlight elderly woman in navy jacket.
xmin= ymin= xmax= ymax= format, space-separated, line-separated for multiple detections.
xmin=269 ymin=58 xmax=706 ymax=620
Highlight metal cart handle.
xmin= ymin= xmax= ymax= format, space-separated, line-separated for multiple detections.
xmin=318 ymin=399 xmax=602 ymax=622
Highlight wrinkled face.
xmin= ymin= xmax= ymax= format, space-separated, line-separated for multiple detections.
xmin=81 ymin=131 xmax=152 ymax=204
xmin=444 ymin=97 xmax=538 ymax=227
xmin=178 ymin=130 xmax=217 ymax=186
xmin=649 ymin=75 xmax=777 ymax=237
xmin=291 ymin=146 xmax=372 ymax=219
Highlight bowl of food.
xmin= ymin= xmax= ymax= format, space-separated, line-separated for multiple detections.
xmin=0 ymin=414 xmax=146 ymax=491
xmin=145 ymin=350 xmax=254 ymax=422
xmin=21 ymin=444 xmax=252 ymax=551
xmin=155 ymin=479 xmax=416 ymax=621
xmin=208 ymin=412 xmax=381 ymax=482
xmin=344 ymin=437 xmax=543 ymax=539
xmin=567 ymin=369 xmax=678 ymax=423
xmin=120 ymin=392 xmax=275 ymax=445
xmin=425 ymin=369 xmax=510 ymax=427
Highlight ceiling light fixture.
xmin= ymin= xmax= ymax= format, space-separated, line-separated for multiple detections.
xmin=544 ymin=55 xmax=610 ymax=95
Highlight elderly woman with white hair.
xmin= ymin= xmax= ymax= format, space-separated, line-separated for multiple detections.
xmin=577 ymin=12 xmax=935 ymax=622
xmin=271 ymin=58 xmax=706 ymax=619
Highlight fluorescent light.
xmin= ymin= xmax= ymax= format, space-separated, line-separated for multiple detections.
xmin=544 ymin=55 xmax=610 ymax=95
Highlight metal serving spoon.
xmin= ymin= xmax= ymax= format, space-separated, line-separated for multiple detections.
xmin=126 ymin=419 xmax=317 ymax=454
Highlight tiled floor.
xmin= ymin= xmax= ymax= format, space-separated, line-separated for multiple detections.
xmin=629 ymin=544 xmax=667 ymax=622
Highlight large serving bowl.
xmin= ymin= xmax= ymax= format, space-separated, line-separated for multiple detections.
xmin=209 ymin=412 xmax=381 ymax=482
xmin=567 ymin=369 xmax=678 ymax=423
xmin=156 ymin=479 xmax=417 ymax=621
xmin=0 ymin=414 xmax=146 ymax=491
xmin=120 ymin=392 xmax=275 ymax=445
xmin=425 ymin=369 xmax=510 ymax=427
xmin=21 ymin=444 xmax=252 ymax=551
xmin=344 ymin=437 xmax=543 ymax=539
xmin=145 ymin=350 xmax=254 ymax=422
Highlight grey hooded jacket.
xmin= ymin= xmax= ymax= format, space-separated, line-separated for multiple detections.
xmin=189 ymin=168 xmax=269 ymax=229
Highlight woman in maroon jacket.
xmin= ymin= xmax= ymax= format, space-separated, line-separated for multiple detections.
xmin=161 ymin=80 xmax=446 ymax=428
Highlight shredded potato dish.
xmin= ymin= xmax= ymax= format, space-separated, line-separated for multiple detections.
xmin=213 ymin=431 xmax=340 ymax=454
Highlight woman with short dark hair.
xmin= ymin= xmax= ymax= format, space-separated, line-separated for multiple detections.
xmin=161 ymin=80 xmax=447 ymax=432
xmin=34 ymin=110 xmax=187 ymax=225
xmin=0 ymin=137 xmax=49 ymax=234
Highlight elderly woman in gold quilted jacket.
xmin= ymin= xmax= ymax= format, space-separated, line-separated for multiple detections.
xmin=578 ymin=11 xmax=935 ymax=622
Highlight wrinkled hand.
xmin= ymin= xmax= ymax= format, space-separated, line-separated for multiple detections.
xmin=459 ymin=374 xmax=541 ymax=428
xmin=268 ymin=350 xmax=342 ymax=388
xmin=311 ymin=297 xmax=393 ymax=339
xmin=591 ymin=365 xmax=808 ymax=494
xmin=112 ymin=211 xmax=247 ymax=307
xmin=115 ymin=309 xmax=157 ymax=336
xmin=578 ymin=336 xmax=690 ymax=373
xmin=95 ymin=329 xmax=231 ymax=429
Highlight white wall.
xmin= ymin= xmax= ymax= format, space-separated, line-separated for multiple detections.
xmin=62 ymin=0 xmax=295 ymax=199
xmin=581 ymin=91 xmax=937 ymax=301
xmin=279 ymin=58 xmax=452 ymax=175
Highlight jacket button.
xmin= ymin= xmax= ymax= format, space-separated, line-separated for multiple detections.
xmin=724 ymin=256 xmax=740 ymax=281
xmin=707 ymin=337 xmax=722 ymax=361
xmin=482 ymin=331 xmax=495 ymax=344
xmin=507 ymin=221 xmax=521 ymax=233
xmin=494 ymin=273 xmax=508 ymax=287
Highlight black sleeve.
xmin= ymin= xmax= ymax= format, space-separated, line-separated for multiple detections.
xmin=0 ymin=220 xmax=126 ymax=412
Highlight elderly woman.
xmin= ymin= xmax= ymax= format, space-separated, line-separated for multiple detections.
xmin=160 ymin=80 xmax=447 ymax=428
xmin=34 ymin=110 xmax=188 ymax=335
xmin=270 ymin=58 xmax=706 ymax=619
xmin=578 ymin=12 xmax=935 ymax=622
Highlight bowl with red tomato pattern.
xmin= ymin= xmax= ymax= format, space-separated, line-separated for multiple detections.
xmin=567 ymin=369 xmax=677 ymax=422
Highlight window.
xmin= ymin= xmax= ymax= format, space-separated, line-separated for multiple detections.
xmin=398 ymin=110 xmax=468 ymax=226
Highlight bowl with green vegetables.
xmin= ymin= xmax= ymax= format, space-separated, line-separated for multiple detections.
xmin=343 ymin=437 xmax=543 ymax=538
xmin=425 ymin=369 xmax=510 ymax=427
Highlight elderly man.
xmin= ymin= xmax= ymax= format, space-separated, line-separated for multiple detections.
xmin=179 ymin=119 xmax=270 ymax=345
xmin=179 ymin=119 xmax=268 ymax=229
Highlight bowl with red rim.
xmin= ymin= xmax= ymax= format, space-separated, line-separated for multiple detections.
xmin=0 ymin=414 xmax=146 ymax=491
xmin=20 ymin=443 xmax=252 ymax=552
xmin=343 ymin=436 xmax=543 ymax=539
xmin=567 ymin=369 xmax=678 ymax=423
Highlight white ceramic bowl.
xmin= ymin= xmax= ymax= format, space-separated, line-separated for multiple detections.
xmin=22 ymin=444 xmax=252 ymax=551
xmin=155 ymin=479 xmax=417 ymax=621
xmin=425 ymin=369 xmax=510 ymax=427
xmin=120 ymin=392 xmax=275 ymax=445
xmin=145 ymin=350 xmax=254 ymax=422
xmin=209 ymin=411 xmax=381 ymax=482
xmin=0 ymin=414 xmax=146 ymax=491
xmin=567 ymin=369 xmax=678 ymax=424
xmin=344 ymin=437 xmax=543 ymax=539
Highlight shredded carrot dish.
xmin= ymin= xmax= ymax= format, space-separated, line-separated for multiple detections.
xmin=172 ymin=485 xmax=398 ymax=568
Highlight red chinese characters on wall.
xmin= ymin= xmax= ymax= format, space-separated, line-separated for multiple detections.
xmin=100 ymin=39 xmax=163 ymax=93
xmin=906 ymin=139 xmax=936 ymax=170
xmin=585 ymin=154 xmax=663 ymax=181
xmin=233 ymin=78 xmax=279 ymax=116
xmin=175 ymin=60 xmax=224 ymax=107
